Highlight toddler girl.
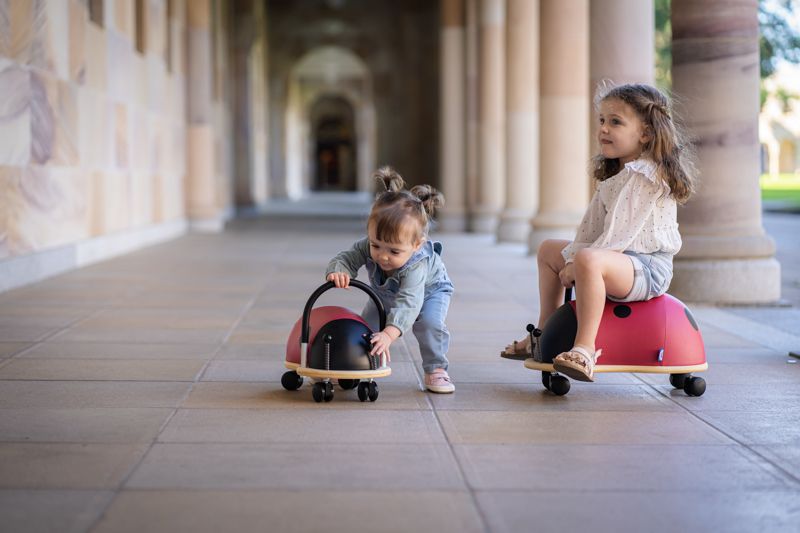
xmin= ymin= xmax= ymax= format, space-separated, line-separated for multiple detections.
xmin=501 ymin=82 xmax=696 ymax=382
xmin=326 ymin=167 xmax=455 ymax=393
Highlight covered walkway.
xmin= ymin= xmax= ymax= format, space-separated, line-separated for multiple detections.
xmin=1 ymin=213 xmax=799 ymax=533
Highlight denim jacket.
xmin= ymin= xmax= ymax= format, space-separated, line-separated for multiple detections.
xmin=325 ymin=237 xmax=454 ymax=334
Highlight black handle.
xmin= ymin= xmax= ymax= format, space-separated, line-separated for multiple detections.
xmin=301 ymin=280 xmax=387 ymax=343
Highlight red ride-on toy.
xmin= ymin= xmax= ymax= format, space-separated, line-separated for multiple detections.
xmin=282 ymin=280 xmax=391 ymax=403
xmin=523 ymin=287 xmax=707 ymax=397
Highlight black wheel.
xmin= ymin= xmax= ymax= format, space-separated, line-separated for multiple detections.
xmin=357 ymin=381 xmax=369 ymax=402
xmin=549 ymin=375 xmax=571 ymax=396
xmin=323 ymin=381 xmax=334 ymax=402
xmin=367 ymin=381 xmax=379 ymax=402
xmin=541 ymin=372 xmax=552 ymax=391
xmin=312 ymin=382 xmax=324 ymax=403
xmin=338 ymin=379 xmax=359 ymax=390
xmin=684 ymin=376 xmax=706 ymax=397
xmin=281 ymin=371 xmax=303 ymax=391
xmin=670 ymin=373 xmax=689 ymax=389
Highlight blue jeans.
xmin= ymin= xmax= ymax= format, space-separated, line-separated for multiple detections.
xmin=362 ymin=289 xmax=451 ymax=374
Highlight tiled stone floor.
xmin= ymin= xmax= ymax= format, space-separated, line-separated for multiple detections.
xmin=1 ymin=214 xmax=799 ymax=533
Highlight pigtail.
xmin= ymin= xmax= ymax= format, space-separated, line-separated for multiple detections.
xmin=410 ymin=184 xmax=445 ymax=217
xmin=373 ymin=166 xmax=406 ymax=193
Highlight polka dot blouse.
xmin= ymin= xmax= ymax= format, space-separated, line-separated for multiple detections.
xmin=561 ymin=158 xmax=682 ymax=263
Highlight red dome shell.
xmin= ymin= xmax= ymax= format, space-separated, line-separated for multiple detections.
xmin=569 ymin=294 xmax=705 ymax=367
xmin=285 ymin=306 xmax=369 ymax=364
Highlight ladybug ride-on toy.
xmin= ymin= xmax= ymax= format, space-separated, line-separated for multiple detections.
xmin=282 ymin=280 xmax=391 ymax=403
xmin=523 ymin=287 xmax=707 ymax=397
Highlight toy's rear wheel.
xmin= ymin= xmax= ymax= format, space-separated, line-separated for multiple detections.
xmin=669 ymin=373 xmax=689 ymax=389
xmin=323 ymin=381 xmax=334 ymax=402
xmin=684 ymin=376 xmax=706 ymax=397
xmin=338 ymin=379 xmax=359 ymax=390
xmin=549 ymin=375 xmax=570 ymax=396
xmin=541 ymin=372 xmax=551 ymax=391
xmin=367 ymin=381 xmax=379 ymax=402
xmin=312 ymin=382 xmax=324 ymax=402
xmin=281 ymin=371 xmax=303 ymax=391
xmin=357 ymin=381 xmax=369 ymax=402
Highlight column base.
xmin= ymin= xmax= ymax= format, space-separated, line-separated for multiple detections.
xmin=496 ymin=210 xmax=532 ymax=243
xmin=469 ymin=213 xmax=500 ymax=234
xmin=438 ymin=212 xmax=469 ymax=232
xmin=528 ymin=226 xmax=575 ymax=255
xmin=671 ymin=257 xmax=781 ymax=304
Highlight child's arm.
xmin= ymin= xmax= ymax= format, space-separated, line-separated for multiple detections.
xmin=561 ymin=190 xmax=605 ymax=264
xmin=368 ymin=263 xmax=427 ymax=356
xmin=325 ymin=238 xmax=370 ymax=287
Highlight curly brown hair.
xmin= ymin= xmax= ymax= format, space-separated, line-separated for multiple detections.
xmin=593 ymin=83 xmax=697 ymax=203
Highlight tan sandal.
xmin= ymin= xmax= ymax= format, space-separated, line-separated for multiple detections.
xmin=552 ymin=346 xmax=602 ymax=382
xmin=500 ymin=340 xmax=531 ymax=360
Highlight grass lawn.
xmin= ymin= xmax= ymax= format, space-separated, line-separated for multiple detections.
xmin=761 ymin=174 xmax=800 ymax=206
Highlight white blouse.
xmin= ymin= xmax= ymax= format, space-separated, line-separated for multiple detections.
xmin=561 ymin=158 xmax=682 ymax=263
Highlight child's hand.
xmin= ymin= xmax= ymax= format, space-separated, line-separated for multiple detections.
xmin=327 ymin=272 xmax=350 ymax=288
xmin=369 ymin=331 xmax=394 ymax=361
xmin=559 ymin=263 xmax=576 ymax=288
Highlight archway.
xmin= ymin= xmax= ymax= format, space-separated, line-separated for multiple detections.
xmin=779 ymin=139 xmax=796 ymax=174
xmin=310 ymin=95 xmax=357 ymax=191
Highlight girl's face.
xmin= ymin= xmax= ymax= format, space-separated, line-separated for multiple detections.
xmin=367 ymin=223 xmax=423 ymax=272
xmin=597 ymin=98 xmax=651 ymax=164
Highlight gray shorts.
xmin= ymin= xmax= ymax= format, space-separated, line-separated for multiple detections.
xmin=607 ymin=251 xmax=673 ymax=303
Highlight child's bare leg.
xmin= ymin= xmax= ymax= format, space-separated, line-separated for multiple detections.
xmin=503 ymin=239 xmax=570 ymax=354
xmin=572 ymin=248 xmax=635 ymax=350
xmin=536 ymin=239 xmax=570 ymax=327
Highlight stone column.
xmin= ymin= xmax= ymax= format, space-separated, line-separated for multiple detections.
xmin=439 ymin=0 xmax=467 ymax=231
xmin=590 ymin=0 xmax=654 ymax=88
xmin=465 ymin=0 xmax=480 ymax=226
xmin=497 ymin=0 xmax=539 ymax=243
xmin=671 ymin=0 xmax=780 ymax=303
xmin=185 ymin=0 xmax=222 ymax=231
xmin=472 ymin=0 xmax=505 ymax=234
xmin=529 ymin=0 xmax=589 ymax=251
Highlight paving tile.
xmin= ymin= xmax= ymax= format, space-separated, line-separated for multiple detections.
xmin=50 ymin=326 xmax=228 ymax=344
xmin=646 ymin=383 xmax=800 ymax=412
xmin=476 ymin=490 xmax=800 ymax=533
xmin=0 ymin=381 xmax=191 ymax=408
xmin=428 ymin=383 xmax=681 ymax=411
xmin=455 ymin=444 xmax=790 ymax=491
xmin=20 ymin=341 xmax=218 ymax=360
xmin=0 ymin=342 xmax=30 ymax=358
xmin=438 ymin=411 xmax=732 ymax=445
xmin=215 ymin=342 xmax=285 ymax=360
xmin=0 ymin=307 xmax=89 ymax=328
xmin=159 ymin=408 xmax=446 ymax=444
xmin=127 ymin=442 xmax=465 ymax=490
xmin=0 ymin=443 xmax=148 ymax=489
xmin=703 ymin=347 xmax=791 ymax=364
xmin=182 ymin=382 xmax=432 ymax=410
xmin=0 ymin=489 xmax=114 ymax=533
xmin=752 ymin=445 xmax=800 ymax=480
xmin=0 ymin=325 xmax=60 ymax=342
xmin=201 ymin=359 xmax=419 ymax=384
xmin=695 ymin=411 xmax=800 ymax=445
xmin=0 ymin=358 xmax=206 ymax=381
xmin=93 ymin=490 xmax=484 ymax=533
xmin=448 ymin=361 xmax=641 ymax=385
xmin=636 ymin=360 xmax=800 ymax=386
xmin=0 ymin=408 xmax=172 ymax=443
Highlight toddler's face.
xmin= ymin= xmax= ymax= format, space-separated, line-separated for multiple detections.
xmin=597 ymin=98 xmax=650 ymax=164
xmin=367 ymin=224 xmax=422 ymax=272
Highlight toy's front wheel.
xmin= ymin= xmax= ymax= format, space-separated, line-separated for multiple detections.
xmin=281 ymin=371 xmax=303 ymax=391
xmin=541 ymin=372 xmax=551 ymax=391
xmin=683 ymin=376 xmax=706 ymax=397
xmin=338 ymin=379 xmax=359 ymax=390
xmin=669 ymin=373 xmax=689 ymax=389
xmin=549 ymin=375 xmax=570 ymax=396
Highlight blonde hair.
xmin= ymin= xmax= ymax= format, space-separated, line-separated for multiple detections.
xmin=593 ymin=83 xmax=697 ymax=203
xmin=368 ymin=166 xmax=444 ymax=244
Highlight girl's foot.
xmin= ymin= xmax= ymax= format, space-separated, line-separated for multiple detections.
xmin=552 ymin=345 xmax=602 ymax=382
xmin=499 ymin=338 xmax=531 ymax=360
xmin=425 ymin=368 xmax=455 ymax=393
